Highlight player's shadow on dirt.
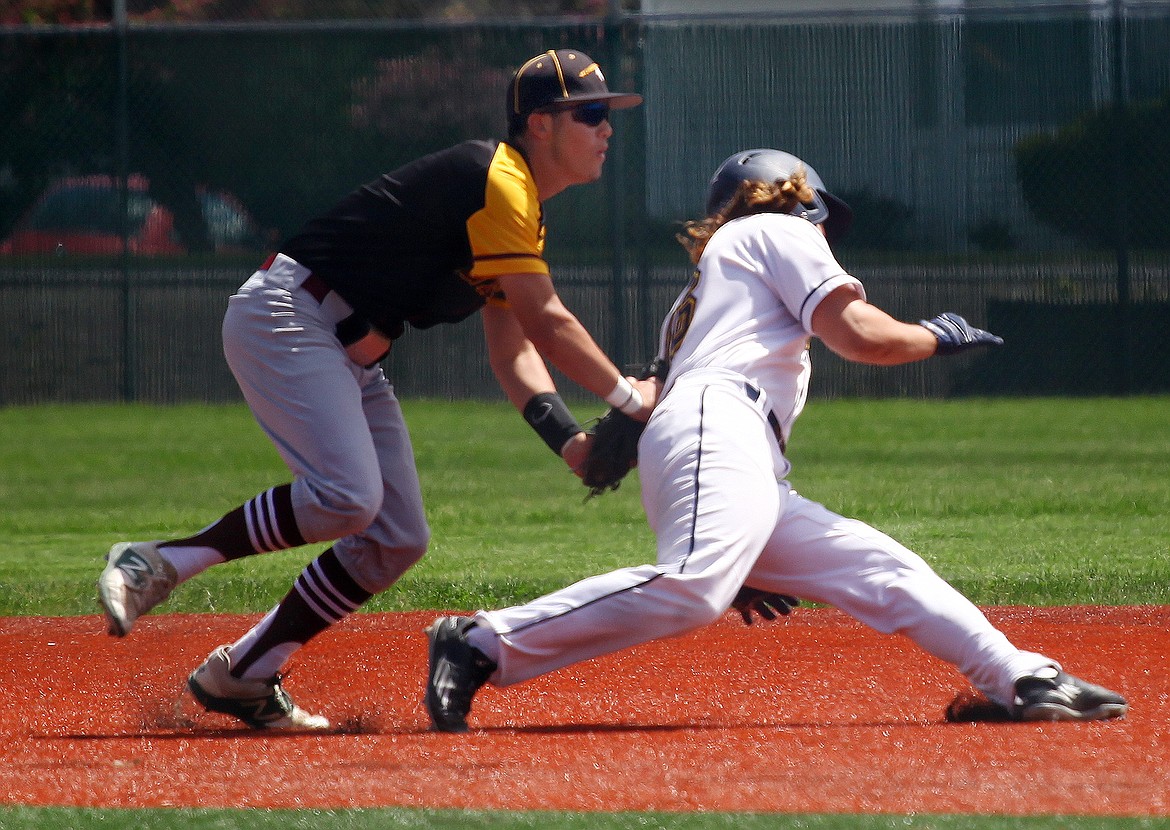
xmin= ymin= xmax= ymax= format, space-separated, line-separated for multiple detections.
xmin=37 ymin=711 xmax=1013 ymax=741
xmin=31 ymin=700 xmax=406 ymax=738
xmin=470 ymin=693 xmax=1015 ymax=733
xmin=33 ymin=690 xmax=1013 ymax=739
xmin=35 ymin=729 xmax=329 ymax=740
xmin=476 ymin=719 xmax=954 ymax=735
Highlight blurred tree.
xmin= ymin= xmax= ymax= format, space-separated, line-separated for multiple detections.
xmin=3 ymin=0 xmax=624 ymax=24
xmin=1014 ymin=93 xmax=1170 ymax=249
xmin=0 ymin=33 xmax=118 ymax=235
xmin=2 ymin=0 xmax=632 ymax=244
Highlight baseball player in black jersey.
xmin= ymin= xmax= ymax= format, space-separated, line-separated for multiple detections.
xmin=96 ymin=49 xmax=657 ymax=730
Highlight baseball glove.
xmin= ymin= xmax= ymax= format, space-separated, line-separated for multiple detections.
xmin=731 ymin=586 xmax=800 ymax=625
xmin=579 ymin=357 xmax=670 ymax=499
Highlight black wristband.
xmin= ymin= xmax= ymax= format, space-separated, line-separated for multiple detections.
xmin=523 ymin=392 xmax=583 ymax=456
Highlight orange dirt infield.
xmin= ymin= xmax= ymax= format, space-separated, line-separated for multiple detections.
xmin=0 ymin=606 xmax=1165 ymax=816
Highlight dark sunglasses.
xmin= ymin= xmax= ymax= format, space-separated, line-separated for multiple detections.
xmin=572 ymin=102 xmax=610 ymax=126
xmin=547 ymin=101 xmax=611 ymax=126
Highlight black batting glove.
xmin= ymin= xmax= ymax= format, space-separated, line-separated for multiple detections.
xmin=731 ymin=586 xmax=800 ymax=626
xmin=919 ymin=312 xmax=1004 ymax=356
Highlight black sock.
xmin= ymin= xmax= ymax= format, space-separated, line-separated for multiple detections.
xmin=165 ymin=484 xmax=306 ymax=561
xmin=229 ymin=547 xmax=372 ymax=677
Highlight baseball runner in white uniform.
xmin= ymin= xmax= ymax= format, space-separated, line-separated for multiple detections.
xmin=425 ymin=148 xmax=1128 ymax=732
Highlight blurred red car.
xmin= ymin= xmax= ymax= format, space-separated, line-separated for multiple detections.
xmin=0 ymin=174 xmax=265 ymax=256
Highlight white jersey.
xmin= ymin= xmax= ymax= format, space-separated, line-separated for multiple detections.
xmin=473 ymin=209 xmax=1059 ymax=717
xmin=658 ymin=213 xmax=863 ymax=446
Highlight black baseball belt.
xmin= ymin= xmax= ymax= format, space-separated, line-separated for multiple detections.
xmin=744 ymin=382 xmax=786 ymax=454
xmin=260 ymin=253 xmax=391 ymax=368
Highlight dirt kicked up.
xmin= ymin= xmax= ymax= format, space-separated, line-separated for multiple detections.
xmin=0 ymin=606 xmax=1165 ymax=816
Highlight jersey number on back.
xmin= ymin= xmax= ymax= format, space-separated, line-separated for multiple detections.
xmin=663 ymin=268 xmax=701 ymax=361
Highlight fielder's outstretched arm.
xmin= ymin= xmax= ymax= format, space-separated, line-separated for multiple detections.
xmin=495 ymin=272 xmax=658 ymax=420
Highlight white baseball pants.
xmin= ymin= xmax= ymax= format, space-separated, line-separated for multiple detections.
xmin=476 ymin=368 xmax=1054 ymax=709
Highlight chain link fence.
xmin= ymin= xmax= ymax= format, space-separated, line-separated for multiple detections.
xmin=2 ymin=3 xmax=1168 ymax=403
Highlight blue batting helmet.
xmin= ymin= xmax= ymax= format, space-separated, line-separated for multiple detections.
xmin=704 ymin=148 xmax=853 ymax=242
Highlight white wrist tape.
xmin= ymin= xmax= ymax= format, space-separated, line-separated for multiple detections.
xmin=604 ymin=377 xmax=643 ymax=416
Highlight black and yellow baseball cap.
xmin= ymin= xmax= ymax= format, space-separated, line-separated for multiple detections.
xmin=507 ymin=49 xmax=643 ymax=132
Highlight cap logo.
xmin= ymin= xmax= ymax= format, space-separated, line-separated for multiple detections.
xmin=580 ymin=63 xmax=602 ymax=81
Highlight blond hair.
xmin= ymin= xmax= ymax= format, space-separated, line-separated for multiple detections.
xmin=676 ymin=166 xmax=816 ymax=264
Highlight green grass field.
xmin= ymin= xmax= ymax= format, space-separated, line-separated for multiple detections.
xmin=1 ymin=397 xmax=1168 ymax=829
xmin=2 ymin=397 xmax=1167 ymax=616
